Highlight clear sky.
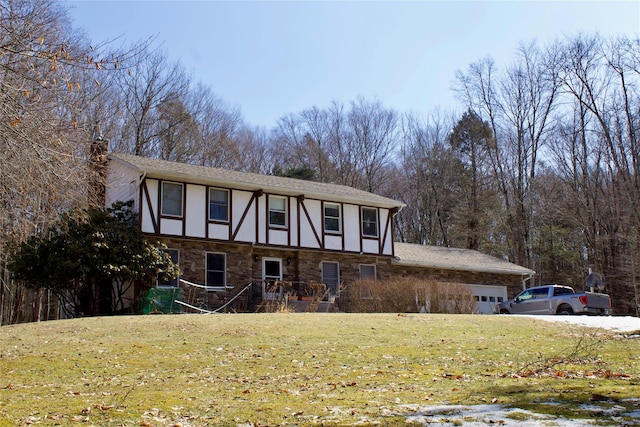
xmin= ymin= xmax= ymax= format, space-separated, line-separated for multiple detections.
xmin=66 ymin=1 xmax=640 ymax=129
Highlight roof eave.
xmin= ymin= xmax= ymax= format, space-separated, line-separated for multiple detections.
xmin=392 ymin=259 xmax=535 ymax=276
xmin=111 ymin=154 xmax=404 ymax=209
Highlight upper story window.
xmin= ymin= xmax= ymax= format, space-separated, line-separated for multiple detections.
xmin=161 ymin=182 xmax=183 ymax=217
xmin=209 ymin=188 xmax=229 ymax=222
xmin=269 ymin=195 xmax=287 ymax=228
xmin=361 ymin=207 xmax=378 ymax=237
xmin=324 ymin=202 xmax=341 ymax=233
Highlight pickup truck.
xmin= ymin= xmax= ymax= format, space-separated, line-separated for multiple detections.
xmin=495 ymin=284 xmax=611 ymax=315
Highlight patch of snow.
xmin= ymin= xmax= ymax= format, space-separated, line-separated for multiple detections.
xmin=515 ymin=315 xmax=640 ymax=332
xmin=401 ymin=404 xmax=597 ymax=426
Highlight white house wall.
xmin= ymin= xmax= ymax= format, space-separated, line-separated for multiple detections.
xmin=105 ymin=160 xmax=139 ymax=209
xmin=185 ymin=184 xmax=206 ymax=238
xmin=160 ymin=218 xmax=183 ymax=236
xmin=231 ymin=191 xmax=255 ymax=243
xmin=380 ymin=209 xmax=393 ymax=255
xmin=289 ymin=199 xmax=299 ymax=246
xmin=131 ymin=174 xmax=396 ymax=256
xmin=299 ymin=199 xmax=322 ymax=249
xmin=209 ymin=223 xmax=230 ymax=240
xmin=324 ymin=235 xmax=342 ymax=251
xmin=362 ymin=239 xmax=379 ymax=254
xmin=141 ymin=180 xmax=159 ymax=234
xmin=343 ymin=205 xmax=361 ymax=252
xmin=257 ymin=196 xmax=266 ymax=244
xmin=269 ymin=229 xmax=288 ymax=246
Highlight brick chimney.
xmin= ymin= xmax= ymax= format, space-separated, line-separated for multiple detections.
xmin=89 ymin=136 xmax=108 ymax=208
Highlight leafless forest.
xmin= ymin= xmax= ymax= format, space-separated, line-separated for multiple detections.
xmin=1 ymin=0 xmax=639 ymax=323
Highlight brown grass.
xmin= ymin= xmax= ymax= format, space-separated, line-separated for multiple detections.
xmin=0 ymin=313 xmax=638 ymax=426
xmin=344 ymin=278 xmax=475 ymax=313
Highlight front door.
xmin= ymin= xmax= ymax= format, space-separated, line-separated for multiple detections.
xmin=261 ymin=258 xmax=283 ymax=300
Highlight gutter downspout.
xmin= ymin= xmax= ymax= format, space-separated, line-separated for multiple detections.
xmin=521 ymin=272 xmax=534 ymax=291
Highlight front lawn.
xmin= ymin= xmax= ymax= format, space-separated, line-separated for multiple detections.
xmin=0 ymin=313 xmax=638 ymax=426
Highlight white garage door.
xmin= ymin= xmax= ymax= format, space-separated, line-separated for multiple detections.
xmin=465 ymin=284 xmax=507 ymax=314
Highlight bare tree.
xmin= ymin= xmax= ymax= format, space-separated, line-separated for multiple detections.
xmin=392 ymin=112 xmax=464 ymax=246
xmin=454 ymin=40 xmax=560 ymax=266
xmin=111 ymin=49 xmax=188 ymax=156
xmin=191 ymin=83 xmax=244 ymax=169
xmin=237 ymin=125 xmax=273 ymax=174
xmin=347 ymin=97 xmax=399 ymax=193
xmin=0 ymin=0 xmax=145 ymax=324
xmin=557 ymin=33 xmax=640 ymax=314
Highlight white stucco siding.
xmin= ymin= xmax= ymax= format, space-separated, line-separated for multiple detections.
xmin=299 ymin=199 xmax=321 ymax=249
xmin=105 ymin=161 xmax=138 ymax=209
xmin=289 ymin=201 xmax=299 ymax=246
xmin=380 ymin=209 xmax=393 ymax=256
xmin=160 ymin=218 xmax=183 ymax=236
xmin=209 ymin=223 xmax=230 ymax=240
xmin=324 ymin=234 xmax=342 ymax=251
xmin=269 ymin=229 xmax=288 ymax=246
xmin=343 ymin=205 xmax=360 ymax=252
xmin=257 ymin=197 xmax=266 ymax=244
xmin=381 ymin=236 xmax=393 ymax=256
xmin=185 ymin=184 xmax=206 ymax=238
xmin=299 ymin=218 xmax=317 ymax=248
xmin=230 ymin=191 xmax=255 ymax=243
xmin=141 ymin=179 xmax=159 ymax=234
xmin=361 ymin=239 xmax=379 ymax=254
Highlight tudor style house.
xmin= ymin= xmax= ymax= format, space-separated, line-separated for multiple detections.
xmin=105 ymin=152 xmax=534 ymax=313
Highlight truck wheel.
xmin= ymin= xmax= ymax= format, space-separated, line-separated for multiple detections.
xmin=499 ymin=309 xmax=510 ymax=314
xmin=557 ymin=305 xmax=573 ymax=315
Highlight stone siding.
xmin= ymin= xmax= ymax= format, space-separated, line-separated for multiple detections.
xmin=148 ymin=237 xmax=526 ymax=311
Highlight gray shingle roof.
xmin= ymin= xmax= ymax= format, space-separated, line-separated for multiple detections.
xmin=109 ymin=153 xmax=404 ymax=208
xmin=394 ymin=242 xmax=535 ymax=276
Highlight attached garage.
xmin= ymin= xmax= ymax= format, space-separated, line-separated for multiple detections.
xmin=391 ymin=243 xmax=535 ymax=309
xmin=465 ymin=284 xmax=508 ymax=314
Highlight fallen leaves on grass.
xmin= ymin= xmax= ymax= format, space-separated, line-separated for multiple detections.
xmin=507 ymin=368 xmax=633 ymax=380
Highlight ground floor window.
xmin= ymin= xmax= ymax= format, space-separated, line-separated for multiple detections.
xmin=359 ymin=264 xmax=376 ymax=280
xmin=359 ymin=264 xmax=376 ymax=299
xmin=321 ymin=261 xmax=340 ymax=296
xmin=158 ymin=248 xmax=179 ymax=287
xmin=206 ymin=252 xmax=226 ymax=289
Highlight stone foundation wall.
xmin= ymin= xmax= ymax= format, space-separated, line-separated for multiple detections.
xmin=147 ymin=237 xmax=527 ymax=311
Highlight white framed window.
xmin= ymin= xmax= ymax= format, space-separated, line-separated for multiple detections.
xmin=269 ymin=195 xmax=287 ymax=228
xmin=361 ymin=207 xmax=378 ymax=237
xmin=206 ymin=252 xmax=226 ymax=289
xmin=157 ymin=248 xmax=179 ymax=287
xmin=359 ymin=264 xmax=377 ymax=280
xmin=359 ymin=264 xmax=376 ymax=300
xmin=321 ymin=261 xmax=340 ymax=296
xmin=209 ymin=188 xmax=229 ymax=222
xmin=161 ymin=182 xmax=183 ymax=217
xmin=324 ymin=203 xmax=341 ymax=233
